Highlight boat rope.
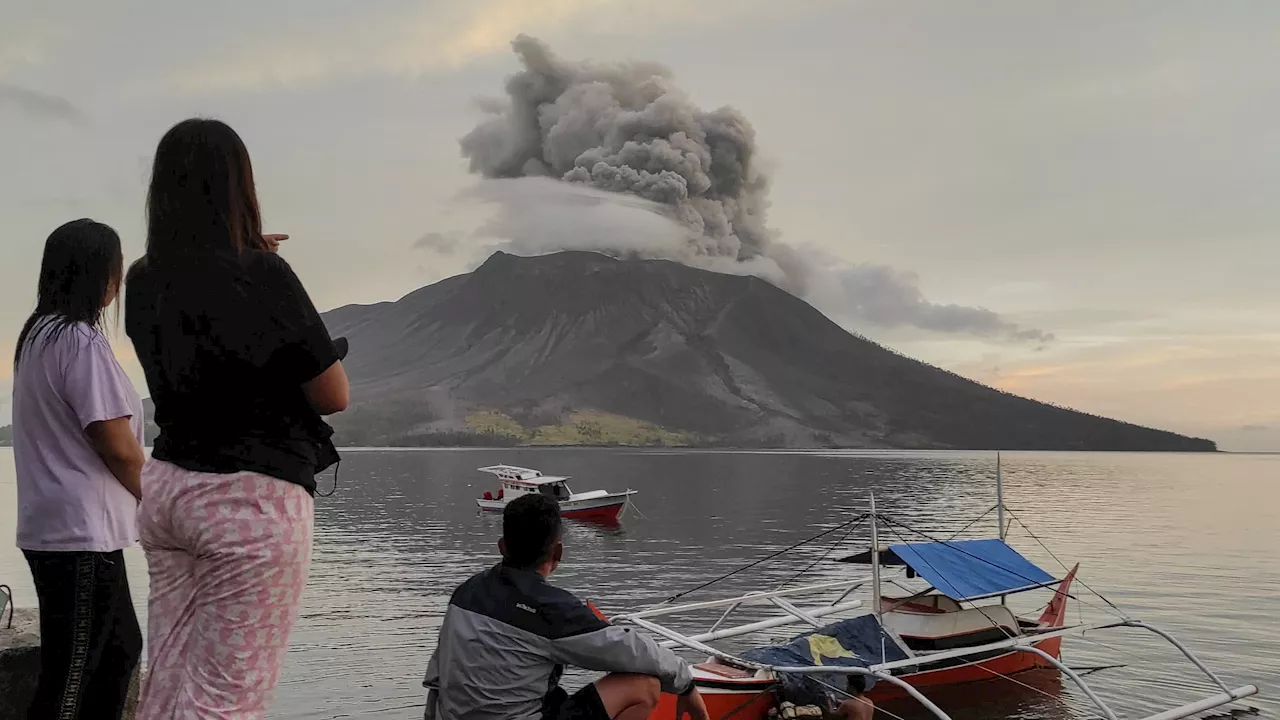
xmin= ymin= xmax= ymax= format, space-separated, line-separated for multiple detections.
xmin=879 ymin=514 xmax=1130 ymax=622
xmin=876 ymin=517 xmax=1109 ymax=718
xmin=881 ymin=514 xmax=1072 ymax=606
xmin=713 ymin=685 xmax=777 ymax=720
xmin=1072 ymin=634 xmax=1257 ymax=713
xmin=655 ymin=514 xmax=870 ymax=606
xmin=1000 ymin=509 xmax=1086 ymax=625
xmin=624 ymin=498 xmax=651 ymax=521
xmin=880 ymin=520 xmax=1017 ymax=638
xmin=773 ymin=514 xmax=869 ymax=592
xmin=1069 ymin=664 xmax=1129 ymax=675
xmin=1075 ymin=633 xmax=1156 ymax=665
xmin=1002 ymin=506 xmax=1130 ymax=620
xmin=876 ymin=515 xmax=1169 ymax=720
xmin=999 ymin=505 xmax=1072 ymax=571
xmin=943 ymin=503 xmax=999 ymax=541
xmin=970 ymin=662 xmax=1106 ymax=718
xmin=883 ymin=515 xmax=1128 ymax=714
xmin=804 ymin=676 xmax=912 ymax=720
xmin=993 ymin=509 xmax=1079 ymax=625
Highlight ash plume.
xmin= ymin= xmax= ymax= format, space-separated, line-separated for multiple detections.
xmin=460 ymin=35 xmax=1049 ymax=343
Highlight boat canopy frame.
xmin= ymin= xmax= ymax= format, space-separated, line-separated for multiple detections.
xmin=477 ymin=465 xmax=572 ymax=486
xmin=612 ymin=579 xmax=1259 ymax=720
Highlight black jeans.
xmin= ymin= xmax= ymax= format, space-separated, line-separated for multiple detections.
xmin=23 ymin=550 xmax=143 ymax=720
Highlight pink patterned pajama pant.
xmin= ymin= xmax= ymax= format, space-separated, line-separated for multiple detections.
xmin=137 ymin=459 xmax=313 ymax=719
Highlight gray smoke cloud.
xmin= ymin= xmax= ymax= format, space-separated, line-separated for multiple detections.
xmin=413 ymin=231 xmax=462 ymax=255
xmin=804 ymin=260 xmax=1054 ymax=342
xmin=466 ymin=178 xmax=796 ymax=284
xmin=461 ymin=35 xmax=1050 ymax=343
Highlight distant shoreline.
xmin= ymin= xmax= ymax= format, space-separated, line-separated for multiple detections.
xmin=0 ymin=439 xmax=1231 ymax=453
xmin=332 ymin=444 xmax=1228 ymax=453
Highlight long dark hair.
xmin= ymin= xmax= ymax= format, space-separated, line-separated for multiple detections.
xmin=145 ymin=118 xmax=263 ymax=262
xmin=14 ymin=219 xmax=124 ymax=370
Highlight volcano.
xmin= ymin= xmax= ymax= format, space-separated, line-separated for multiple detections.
xmin=320 ymin=251 xmax=1213 ymax=450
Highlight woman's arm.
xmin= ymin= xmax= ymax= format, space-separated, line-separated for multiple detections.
xmin=85 ymin=417 xmax=144 ymax=501
xmin=255 ymin=252 xmax=351 ymax=416
xmin=303 ymin=361 xmax=350 ymax=416
xmin=59 ymin=327 xmax=145 ymax=500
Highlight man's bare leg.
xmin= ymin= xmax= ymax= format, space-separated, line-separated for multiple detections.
xmin=594 ymin=673 xmax=662 ymax=720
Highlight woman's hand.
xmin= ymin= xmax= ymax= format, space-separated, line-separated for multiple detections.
xmin=261 ymin=233 xmax=289 ymax=252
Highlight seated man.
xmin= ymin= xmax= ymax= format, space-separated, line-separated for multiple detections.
xmin=830 ymin=677 xmax=874 ymax=720
xmin=425 ymin=494 xmax=709 ymax=720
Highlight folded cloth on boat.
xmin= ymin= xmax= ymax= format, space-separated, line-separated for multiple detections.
xmin=741 ymin=616 xmax=909 ymax=705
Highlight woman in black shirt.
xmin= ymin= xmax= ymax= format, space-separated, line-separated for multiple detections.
xmin=125 ymin=118 xmax=348 ymax=719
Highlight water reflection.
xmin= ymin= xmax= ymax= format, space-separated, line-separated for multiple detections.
xmin=879 ymin=670 xmax=1072 ymax=720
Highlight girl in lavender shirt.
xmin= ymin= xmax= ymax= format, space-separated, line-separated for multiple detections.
xmin=11 ymin=219 xmax=146 ymax=719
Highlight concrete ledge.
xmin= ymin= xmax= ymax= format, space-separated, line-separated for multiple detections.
xmin=0 ymin=607 xmax=141 ymax=718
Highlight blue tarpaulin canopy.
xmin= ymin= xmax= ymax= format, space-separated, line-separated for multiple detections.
xmin=887 ymin=539 xmax=1057 ymax=601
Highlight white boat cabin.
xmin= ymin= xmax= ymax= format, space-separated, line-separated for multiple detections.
xmin=479 ymin=465 xmax=574 ymax=502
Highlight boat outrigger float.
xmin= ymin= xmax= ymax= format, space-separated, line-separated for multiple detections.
xmin=613 ymin=462 xmax=1258 ymax=720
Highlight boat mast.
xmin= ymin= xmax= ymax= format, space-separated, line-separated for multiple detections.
xmin=996 ymin=452 xmax=1005 ymax=541
xmin=870 ymin=492 xmax=882 ymax=623
xmin=996 ymin=453 xmax=1007 ymax=606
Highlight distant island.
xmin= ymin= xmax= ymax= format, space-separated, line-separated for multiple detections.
xmin=0 ymin=252 xmax=1217 ymax=452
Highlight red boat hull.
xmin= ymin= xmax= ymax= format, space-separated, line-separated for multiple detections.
xmin=478 ymin=499 xmax=628 ymax=522
xmin=647 ymin=633 xmax=1066 ymax=720
xmin=561 ymin=502 xmax=627 ymax=522
xmin=647 ymin=565 xmax=1081 ymax=720
xmin=650 ymin=687 xmax=776 ymax=720
xmin=869 ymin=563 xmax=1077 ymax=700
xmin=864 ymin=639 xmax=1060 ymax=701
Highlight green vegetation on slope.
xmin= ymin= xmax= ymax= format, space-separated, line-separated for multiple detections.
xmin=465 ymin=411 xmax=529 ymax=440
xmin=529 ymin=410 xmax=691 ymax=446
xmin=464 ymin=409 xmax=692 ymax=447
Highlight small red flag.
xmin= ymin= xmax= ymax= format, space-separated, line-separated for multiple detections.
xmin=587 ymin=600 xmax=609 ymax=622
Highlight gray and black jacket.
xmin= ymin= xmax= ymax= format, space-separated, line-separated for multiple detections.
xmin=424 ymin=563 xmax=694 ymax=720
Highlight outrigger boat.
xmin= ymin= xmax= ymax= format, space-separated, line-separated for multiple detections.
xmin=475 ymin=465 xmax=637 ymax=522
xmin=611 ymin=463 xmax=1258 ymax=720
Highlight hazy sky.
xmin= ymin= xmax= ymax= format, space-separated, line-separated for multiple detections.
xmin=2 ymin=1 xmax=1277 ymax=450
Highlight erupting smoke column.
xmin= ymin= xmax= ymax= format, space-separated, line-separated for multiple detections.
xmin=459 ymin=35 xmax=1049 ymax=343
xmin=461 ymin=34 xmax=806 ymax=293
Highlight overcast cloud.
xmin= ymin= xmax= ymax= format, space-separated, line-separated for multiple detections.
xmin=1 ymin=1 xmax=1276 ymax=449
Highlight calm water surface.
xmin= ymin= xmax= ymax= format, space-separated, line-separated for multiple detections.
xmin=1 ymin=448 xmax=1275 ymax=719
